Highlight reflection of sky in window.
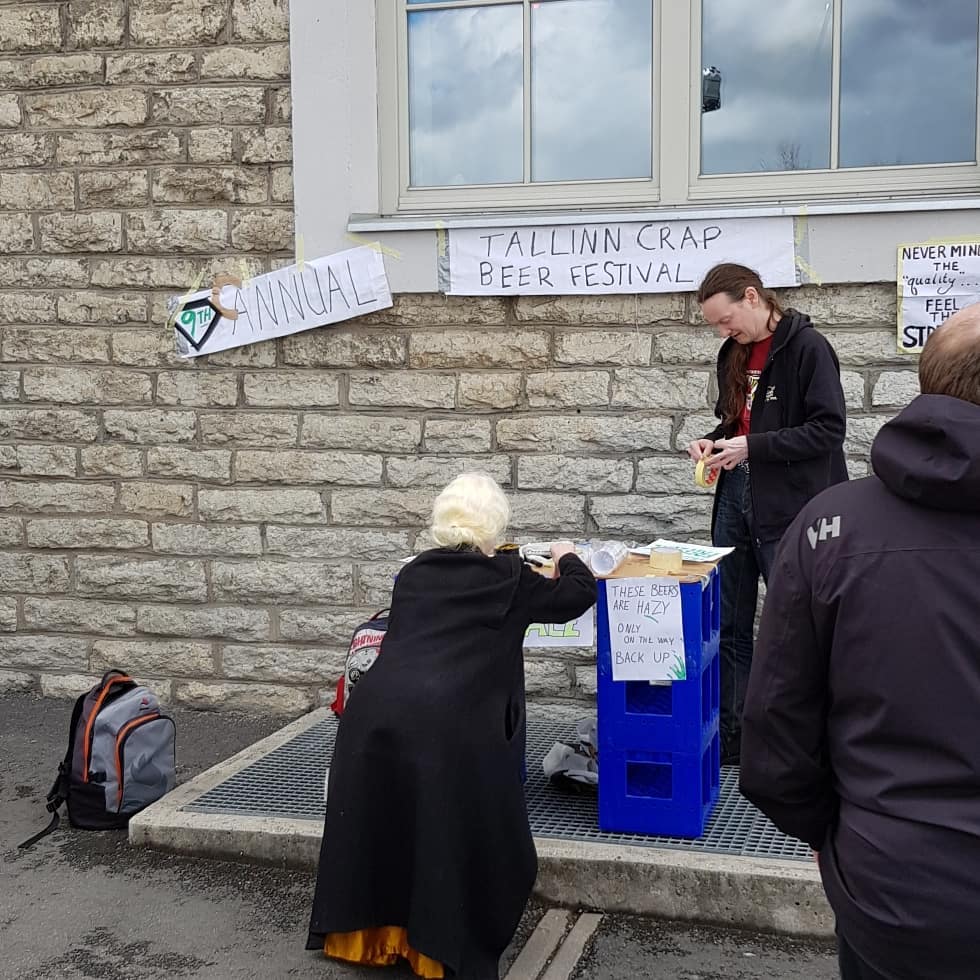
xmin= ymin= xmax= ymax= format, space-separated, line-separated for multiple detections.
xmin=701 ymin=0 xmax=833 ymax=174
xmin=408 ymin=6 xmax=523 ymax=186
xmin=407 ymin=1 xmax=979 ymax=187
xmin=407 ymin=0 xmax=652 ymax=186
xmin=840 ymin=0 xmax=978 ymax=167
xmin=702 ymin=0 xmax=979 ymax=175
xmin=531 ymin=0 xmax=652 ymax=181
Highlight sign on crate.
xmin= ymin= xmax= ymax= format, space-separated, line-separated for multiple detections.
xmin=606 ymin=578 xmax=686 ymax=682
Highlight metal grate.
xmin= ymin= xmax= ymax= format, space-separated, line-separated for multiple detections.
xmin=184 ymin=714 xmax=811 ymax=861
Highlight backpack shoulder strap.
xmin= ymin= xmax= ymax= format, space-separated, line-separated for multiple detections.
xmin=77 ymin=672 xmax=133 ymax=784
xmin=17 ymin=810 xmax=61 ymax=850
xmin=18 ymin=691 xmax=88 ymax=850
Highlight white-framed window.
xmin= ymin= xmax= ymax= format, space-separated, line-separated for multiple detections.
xmin=376 ymin=0 xmax=980 ymax=214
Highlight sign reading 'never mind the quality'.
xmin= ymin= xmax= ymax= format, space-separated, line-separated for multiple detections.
xmin=898 ymin=239 xmax=980 ymax=354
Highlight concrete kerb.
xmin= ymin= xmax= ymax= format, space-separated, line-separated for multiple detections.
xmin=129 ymin=707 xmax=834 ymax=938
xmin=534 ymin=839 xmax=832 ymax=937
xmin=128 ymin=707 xmax=328 ymax=867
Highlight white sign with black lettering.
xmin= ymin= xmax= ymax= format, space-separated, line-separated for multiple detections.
xmin=447 ymin=217 xmax=796 ymax=295
xmin=606 ymin=577 xmax=686 ymax=682
xmin=170 ymin=246 xmax=392 ymax=358
xmin=897 ymin=240 xmax=980 ymax=354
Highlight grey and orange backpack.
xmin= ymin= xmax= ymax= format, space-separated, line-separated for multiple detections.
xmin=20 ymin=669 xmax=176 ymax=848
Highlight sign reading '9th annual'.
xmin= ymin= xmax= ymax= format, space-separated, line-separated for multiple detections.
xmin=170 ymin=246 xmax=392 ymax=359
xmin=447 ymin=217 xmax=797 ymax=295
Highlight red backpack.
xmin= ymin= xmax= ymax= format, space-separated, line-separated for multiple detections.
xmin=330 ymin=610 xmax=389 ymax=715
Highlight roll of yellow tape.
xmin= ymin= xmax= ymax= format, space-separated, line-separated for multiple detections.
xmin=694 ymin=457 xmax=719 ymax=489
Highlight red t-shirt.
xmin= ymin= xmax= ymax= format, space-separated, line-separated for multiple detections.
xmin=736 ymin=335 xmax=773 ymax=437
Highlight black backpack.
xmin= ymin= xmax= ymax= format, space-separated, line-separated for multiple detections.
xmin=20 ymin=669 xmax=177 ymax=849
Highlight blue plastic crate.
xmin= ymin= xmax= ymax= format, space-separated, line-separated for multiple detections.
xmin=597 ymin=571 xmax=720 ymax=754
xmin=598 ymin=733 xmax=721 ymax=838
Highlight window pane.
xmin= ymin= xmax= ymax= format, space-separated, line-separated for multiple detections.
xmin=531 ymin=0 xmax=653 ymax=181
xmin=840 ymin=0 xmax=978 ymax=168
xmin=700 ymin=0 xmax=832 ymax=174
xmin=408 ymin=6 xmax=523 ymax=186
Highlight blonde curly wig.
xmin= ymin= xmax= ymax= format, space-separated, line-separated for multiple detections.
xmin=430 ymin=471 xmax=510 ymax=555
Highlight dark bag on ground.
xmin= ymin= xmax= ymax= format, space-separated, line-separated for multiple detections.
xmin=19 ymin=669 xmax=176 ymax=849
xmin=330 ymin=609 xmax=389 ymax=716
xmin=542 ymin=717 xmax=599 ymax=794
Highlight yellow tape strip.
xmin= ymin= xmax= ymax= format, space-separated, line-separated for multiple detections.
xmin=694 ymin=458 xmax=719 ymax=489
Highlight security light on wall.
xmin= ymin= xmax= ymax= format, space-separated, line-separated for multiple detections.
xmin=702 ymin=66 xmax=721 ymax=112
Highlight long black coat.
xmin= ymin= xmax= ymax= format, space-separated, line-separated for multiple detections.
xmin=307 ymin=548 xmax=596 ymax=979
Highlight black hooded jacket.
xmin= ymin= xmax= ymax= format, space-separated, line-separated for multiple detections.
xmin=705 ymin=310 xmax=848 ymax=543
xmin=740 ymin=394 xmax=980 ymax=980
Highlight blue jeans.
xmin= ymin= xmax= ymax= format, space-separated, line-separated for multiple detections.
xmin=712 ymin=465 xmax=776 ymax=759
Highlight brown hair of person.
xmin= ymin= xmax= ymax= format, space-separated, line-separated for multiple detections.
xmin=698 ymin=263 xmax=785 ymax=431
xmin=918 ymin=308 xmax=980 ymax=407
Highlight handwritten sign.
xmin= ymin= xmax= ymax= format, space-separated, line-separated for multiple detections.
xmin=447 ymin=217 xmax=796 ymax=296
xmin=524 ymin=607 xmax=595 ymax=649
xmin=898 ymin=240 xmax=980 ymax=353
xmin=606 ymin=578 xmax=686 ymax=682
xmin=630 ymin=539 xmax=734 ymax=563
xmin=170 ymin=245 xmax=392 ymax=358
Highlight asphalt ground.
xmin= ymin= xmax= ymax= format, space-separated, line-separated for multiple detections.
xmin=0 ymin=693 xmax=837 ymax=979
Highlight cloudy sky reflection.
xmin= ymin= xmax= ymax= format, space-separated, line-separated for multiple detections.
xmin=704 ymin=0 xmax=978 ymax=173
xmin=839 ymin=0 xmax=978 ymax=168
xmin=406 ymin=0 xmax=979 ymax=187
xmin=408 ymin=5 xmax=524 ymax=186
xmin=701 ymin=0 xmax=833 ymax=173
xmin=531 ymin=0 xmax=652 ymax=182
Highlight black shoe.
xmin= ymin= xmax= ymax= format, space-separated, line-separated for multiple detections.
xmin=721 ymin=750 xmax=740 ymax=768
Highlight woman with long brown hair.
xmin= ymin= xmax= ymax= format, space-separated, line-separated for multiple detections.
xmin=688 ymin=263 xmax=847 ymax=767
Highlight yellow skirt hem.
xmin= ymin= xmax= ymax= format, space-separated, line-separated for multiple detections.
xmin=324 ymin=926 xmax=445 ymax=979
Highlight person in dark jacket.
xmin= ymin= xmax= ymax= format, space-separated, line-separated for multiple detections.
xmin=307 ymin=471 xmax=596 ymax=980
xmin=740 ymin=305 xmax=980 ymax=980
xmin=687 ymin=263 xmax=847 ymax=765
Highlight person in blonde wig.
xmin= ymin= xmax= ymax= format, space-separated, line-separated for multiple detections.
xmin=429 ymin=470 xmax=510 ymax=553
xmin=307 ymin=472 xmax=596 ymax=980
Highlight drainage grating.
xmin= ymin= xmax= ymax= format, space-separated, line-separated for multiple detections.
xmin=184 ymin=714 xmax=812 ymax=862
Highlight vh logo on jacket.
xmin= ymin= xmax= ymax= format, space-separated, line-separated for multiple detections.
xmin=807 ymin=516 xmax=841 ymax=550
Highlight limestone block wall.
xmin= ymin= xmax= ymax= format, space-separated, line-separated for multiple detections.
xmin=0 ymin=1 xmax=919 ymax=711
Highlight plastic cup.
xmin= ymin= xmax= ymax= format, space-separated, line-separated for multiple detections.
xmin=589 ymin=540 xmax=629 ymax=576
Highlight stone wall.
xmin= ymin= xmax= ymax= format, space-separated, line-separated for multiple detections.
xmin=0 ymin=1 xmax=918 ymax=711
